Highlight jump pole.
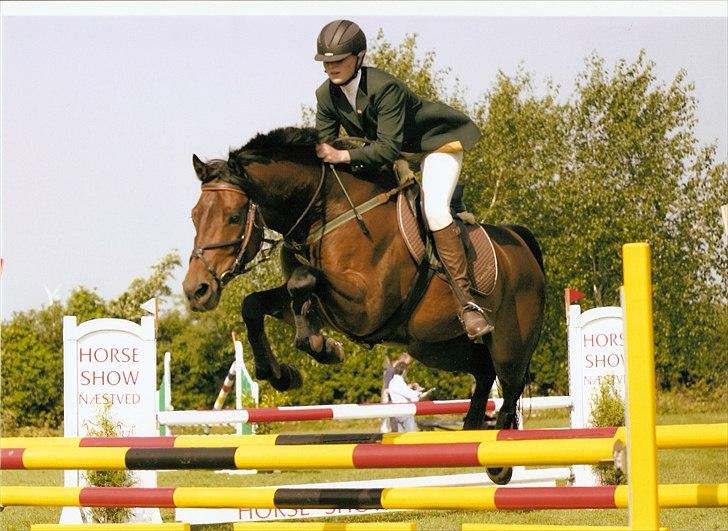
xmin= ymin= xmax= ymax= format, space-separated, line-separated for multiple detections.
xmin=622 ymin=242 xmax=659 ymax=529
xmin=3 ymin=423 xmax=725 ymax=449
xmin=204 ymin=359 xmax=238 ymax=435
xmin=3 ymin=483 xmax=726 ymax=509
xmin=156 ymin=396 xmax=572 ymax=426
xmin=0 ymin=437 xmax=620 ymax=470
xmin=462 ymin=526 xmax=667 ymax=531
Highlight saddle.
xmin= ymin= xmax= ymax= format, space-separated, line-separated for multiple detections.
xmin=397 ymin=184 xmax=498 ymax=297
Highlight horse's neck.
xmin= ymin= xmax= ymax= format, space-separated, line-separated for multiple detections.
xmin=255 ymin=162 xmax=387 ymax=237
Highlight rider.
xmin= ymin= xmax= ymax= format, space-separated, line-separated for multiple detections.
xmin=313 ymin=19 xmax=493 ymax=340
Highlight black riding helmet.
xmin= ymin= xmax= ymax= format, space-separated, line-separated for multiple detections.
xmin=314 ymin=19 xmax=366 ymax=63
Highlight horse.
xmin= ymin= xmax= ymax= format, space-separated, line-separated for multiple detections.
xmin=182 ymin=127 xmax=546 ymax=484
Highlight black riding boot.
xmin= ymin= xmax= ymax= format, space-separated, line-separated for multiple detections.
xmin=432 ymin=222 xmax=494 ymax=340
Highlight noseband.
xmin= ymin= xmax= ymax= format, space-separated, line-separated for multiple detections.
xmin=191 ymin=182 xmax=261 ymax=287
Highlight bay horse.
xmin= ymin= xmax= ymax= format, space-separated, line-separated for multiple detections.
xmin=183 ymin=127 xmax=546 ymax=484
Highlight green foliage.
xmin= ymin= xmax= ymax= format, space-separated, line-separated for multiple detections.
xmin=83 ymin=404 xmax=134 ymax=523
xmin=1 ymin=306 xmax=64 ymax=430
xmin=589 ymin=376 xmax=627 ymax=485
xmin=368 ymin=31 xmax=454 ymax=104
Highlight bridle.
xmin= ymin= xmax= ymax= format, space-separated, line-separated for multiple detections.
xmin=190 ymin=181 xmax=262 ymax=287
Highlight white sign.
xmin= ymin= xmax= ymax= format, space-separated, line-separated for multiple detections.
xmin=567 ymin=305 xmax=626 ymax=486
xmin=62 ymin=316 xmax=160 ymax=523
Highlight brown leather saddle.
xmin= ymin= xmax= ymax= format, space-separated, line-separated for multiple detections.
xmin=397 ymin=186 xmax=498 ymax=297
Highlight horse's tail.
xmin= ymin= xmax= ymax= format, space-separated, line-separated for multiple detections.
xmin=506 ymin=225 xmax=545 ymax=275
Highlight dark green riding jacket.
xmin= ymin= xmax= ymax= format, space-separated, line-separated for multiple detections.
xmin=315 ymin=66 xmax=481 ymax=170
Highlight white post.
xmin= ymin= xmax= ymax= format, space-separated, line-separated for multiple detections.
xmin=164 ymin=351 xmax=172 ymax=412
xmin=158 ymin=351 xmax=172 ymax=436
xmin=233 ymin=336 xmax=259 ymax=435
xmin=235 ymin=346 xmax=243 ymax=435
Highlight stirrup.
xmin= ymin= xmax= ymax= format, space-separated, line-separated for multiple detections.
xmin=459 ymin=302 xmax=494 ymax=340
xmin=462 ymin=301 xmax=486 ymax=315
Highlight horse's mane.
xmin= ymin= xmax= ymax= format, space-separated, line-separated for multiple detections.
xmin=230 ymin=126 xmax=361 ymax=166
xmin=225 ymin=126 xmax=392 ymax=189
xmin=230 ymin=127 xmax=318 ymax=166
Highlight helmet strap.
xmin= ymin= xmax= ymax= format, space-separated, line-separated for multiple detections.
xmin=332 ymin=52 xmax=365 ymax=87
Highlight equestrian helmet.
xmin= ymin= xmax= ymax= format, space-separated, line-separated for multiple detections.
xmin=315 ymin=20 xmax=366 ymax=62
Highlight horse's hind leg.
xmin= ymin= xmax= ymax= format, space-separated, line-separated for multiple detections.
xmin=287 ymin=266 xmax=344 ymax=365
xmin=485 ymin=350 xmax=533 ymax=485
xmin=241 ymin=284 xmax=303 ymax=391
xmin=463 ymin=343 xmax=497 ymax=430
xmin=405 ymin=338 xmax=495 ymax=430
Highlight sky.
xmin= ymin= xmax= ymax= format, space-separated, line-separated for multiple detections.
xmin=1 ymin=2 xmax=727 ymax=318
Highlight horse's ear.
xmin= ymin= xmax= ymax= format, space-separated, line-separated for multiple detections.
xmin=227 ymin=152 xmax=244 ymax=178
xmin=192 ymin=154 xmax=207 ymax=182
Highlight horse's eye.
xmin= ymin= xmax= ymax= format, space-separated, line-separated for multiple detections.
xmin=229 ymin=214 xmax=242 ymax=224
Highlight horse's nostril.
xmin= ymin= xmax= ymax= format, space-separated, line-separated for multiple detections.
xmin=195 ymin=283 xmax=209 ymax=300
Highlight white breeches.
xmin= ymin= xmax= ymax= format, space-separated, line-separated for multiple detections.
xmin=420 ymin=151 xmax=463 ymax=231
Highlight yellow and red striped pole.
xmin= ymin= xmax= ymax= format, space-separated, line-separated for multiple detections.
xmin=3 ymin=423 xmax=725 ymax=449
xmin=2 ymin=483 xmax=725 ymax=509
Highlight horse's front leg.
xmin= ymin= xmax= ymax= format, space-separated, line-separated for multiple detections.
xmin=241 ymin=284 xmax=303 ymax=391
xmin=287 ymin=266 xmax=344 ymax=365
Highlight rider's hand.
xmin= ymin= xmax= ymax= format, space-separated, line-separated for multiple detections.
xmin=316 ymin=143 xmax=352 ymax=164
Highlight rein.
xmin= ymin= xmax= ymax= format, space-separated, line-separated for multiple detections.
xmin=191 ymin=182 xmax=262 ymax=287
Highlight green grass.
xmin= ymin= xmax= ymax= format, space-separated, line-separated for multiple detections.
xmin=2 ymin=412 xmax=726 ymax=530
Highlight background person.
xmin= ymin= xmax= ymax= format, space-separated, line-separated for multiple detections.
xmin=380 ymin=352 xmax=412 ymax=432
xmin=387 ymin=360 xmax=423 ymax=432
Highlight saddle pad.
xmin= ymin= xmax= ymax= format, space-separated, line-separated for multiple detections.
xmin=397 ymin=192 xmax=497 ymax=296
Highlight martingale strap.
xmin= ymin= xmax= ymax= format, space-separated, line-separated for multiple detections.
xmin=305 ymin=186 xmax=403 ymax=245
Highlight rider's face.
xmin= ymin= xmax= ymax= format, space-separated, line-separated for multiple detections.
xmin=323 ymin=55 xmax=358 ymax=85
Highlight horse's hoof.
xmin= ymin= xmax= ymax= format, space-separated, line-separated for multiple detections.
xmin=272 ymin=363 xmax=303 ymax=390
xmin=486 ymin=466 xmax=513 ymax=485
xmin=313 ymin=336 xmax=344 ymax=364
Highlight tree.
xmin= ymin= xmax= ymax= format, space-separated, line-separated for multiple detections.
xmin=555 ymin=52 xmax=727 ymax=389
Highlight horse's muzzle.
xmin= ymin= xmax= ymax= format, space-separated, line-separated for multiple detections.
xmin=183 ymin=271 xmax=221 ymax=312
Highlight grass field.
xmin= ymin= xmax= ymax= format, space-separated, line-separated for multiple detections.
xmin=1 ymin=410 xmax=726 ymax=530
